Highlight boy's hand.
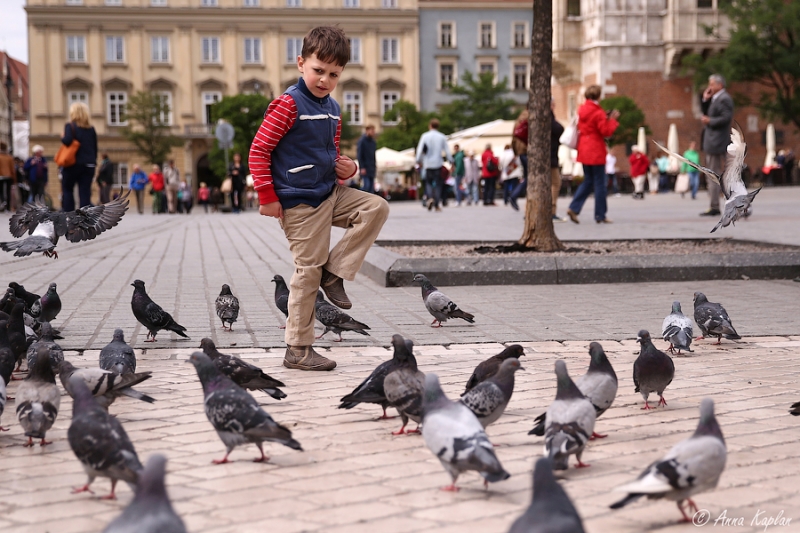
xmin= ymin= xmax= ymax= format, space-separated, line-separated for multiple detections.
xmin=259 ymin=202 xmax=283 ymax=219
xmin=335 ymin=156 xmax=357 ymax=179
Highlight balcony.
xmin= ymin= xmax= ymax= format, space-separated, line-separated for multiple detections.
xmin=184 ymin=123 xmax=215 ymax=138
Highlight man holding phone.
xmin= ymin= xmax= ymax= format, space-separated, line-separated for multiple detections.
xmin=699 ymin=74 xmax=734 ymax=217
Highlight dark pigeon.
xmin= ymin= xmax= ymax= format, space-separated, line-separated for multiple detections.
xmin=461 ymin=357 xmax=522 ymax=429
xmin=383 ymin=337 xmax=425 ymax=435
xmin=16 ymin=345 xmax=61 ymax=447
xmin=99 ymin=329 xmax=137 ymax=375
xmin=130 ymin=280 xmax=189 ymax=342
xmin=412 ymin=274 xmax=475 ymax=327
xmin=271 ymin=274 xmax=289 ymax=329
xmin=463 ymin=345 xmax=525 ymax=394
xmin=26 ymin=322 xmax=64 ymax=374
xmin=790 ymin=401 xmax=800 ymax=416
xmin=102 ymin=454 xmax=187 ymax=533
xmin=0 ymin=377 xmax=7 ymax=431
xmin=634 ymin=330 xmax=675 ymax=410
xmin=543 ymin=360 xmax=596 ymax=471
xmin=0 ymin=287 xmax=19 ymax=314
xmin=314 ymin=291 xmax=370 ymax=341
xmin=200 ymin=338 xmax=286 ymax=400
xmin=693 ymin=292 xmax=740 ymax=345
xmin=508 ymin=458 xmax=586 ymax=533
xmin=215 ymin=284 xmax=240 ymax=331
xmin=662 ymin=301 xmax=693 ymax=354
xmin=187 ymin=351 xmax=302 ymax=464
xmin=30 ymin=282 xmax=62 ymax=323
xmin=7 ymin=282 xmax=39 ymax=314
xmin=0 ymin=320 xmax=16 ymax=385
xmin=59 ymin=360 xmax=155 ymax=410
xmin=6 ymin=303 xmax=28 ymax=369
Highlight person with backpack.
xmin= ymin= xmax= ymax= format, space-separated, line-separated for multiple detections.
xmin=415 ymin=118 xmax=452 ymax=212
xmin=481 ymin=144 xmax=500 ymax=206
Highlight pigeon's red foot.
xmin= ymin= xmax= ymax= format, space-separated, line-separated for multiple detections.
xmin=641 ymin=401 xmax=653 ymax=410
xmin=440 ymin=484 xmax=459 ymax=492
xmin=0 ymin=426 xmax=9 ymax=432
xmin=658 ymin=396 xmax=668 ymax=407
xmin=71 ymin=484 xmax=94 ymax=495
xmin=575 ymin=460 xmax=591 ymax=468
xmin=39 ymin=438 xmax=52 ymax=446
xmin=99 ymin=493 xmax=117 ymax=501
xmin=406 ymin=426 xmax=421 ymax=435
xmin=430 ymin=319 xmax=442 ymax=328
xmin=253 ymin=455 xmax=270 ymax=463
xmin=667 ymin=344 xmax=675 ymax=354
xmin=23 ymin=437 xmax=34 ymax=447
xmin=377 ymin=409 xmax=395 ymax=420
xmin=11 ymin=374 xmax=24 ymax=381
xmin=334 ymin=337 xmax=343 ymax=342
xmin=695 ymin=335 xmax=704 ymax=341
xmin=212 ymin=455 xmax=231 ymax=464
xmin=590 ymin=432 xmax=608 ymax=440
xmin=714 ymin=338 xmax=722 ymax=345
xmin=279 ymin=325 xmax=287 ymax=329
xmin=144 ymin=338 xmax=157 ymax=343
xmin=391 ymin=425 xmax=408 ymax=435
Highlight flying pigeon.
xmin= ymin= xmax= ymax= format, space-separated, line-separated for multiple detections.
xmin=662 ymin=301 xmax=693 ymax=354
xmin=7 ymin=282 xmax=39 ymax=313
xmin=421 ymin=373 xmax=510 ymax=491
xmin=634 ymin=330 xmax=675 ymax=410
xmin=610 ymin=398 xmax=726 ymax=522
xmin=200 ymin=338 xmax=286 ymax=400
xmin=0 ymin=377 xmax=8 ymax=431
xmin=693 ymin=292 xmax=740 ymax=345
xmin=508 ymin=458 xmax=587 ymax=533
xmin=99 ymin=329 xmax=137 ymax=375
xmin=215 ymin=284 xmax=240 ymax=331
xmin=16 ymin=345 xmax=61 ymax=446
xmin=58 ymin=360 xmax=155 ymax=410
xmin=26 ymin=322 xmax=64 ymax=374
xmin=529 ymin=342 xmax=617 ymax=439
xmin=1 ymin=189 xmax=130 ymax=258
xmin=461 ymin=357 xmax=522 ymax=429
xmin=271 ymin=274 xmax=289 ymax=329
xmin=30 ymin=282 xmax=62 ymax=323
xmin=66 ymin=375 xmax=143 ymax=500
xmin=413 ymin=274 xmax=475 ymax=327
xmin=314 ymin=291 xmax=370 ymax=341
xmin=131 ymin=280 xmax=189 ymax=342
xmin=543 ymin=360 xmax=596 ymax=470
xmin=0 ymin=320 xmax=17 ymax=385
xmin=187 ymin=351 xmax=302 ymax=464
xmin=383 ymin=337 xmax=425 ymax=435
xmin=463 ymin=345 xmax=525 ymax=394
xmin=655 ymin=125 xmax=760 ymax=233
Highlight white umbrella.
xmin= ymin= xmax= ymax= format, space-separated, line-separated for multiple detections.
xmin=375 ymin=146 xmax=416 ymax=173
xmin=764 ymin=123 xmax=776 ymax=167
xmin=667 ymin=123 xmax=680 ymax=173
xmin=637 ymin=127 xmax=647 ymax=153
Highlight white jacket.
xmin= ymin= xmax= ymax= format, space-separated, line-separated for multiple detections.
xmin=499 ymin=148 xmax=522 ymax=182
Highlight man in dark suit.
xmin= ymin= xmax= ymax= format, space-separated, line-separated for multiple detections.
xmin=699 ymin=73 xmax=734 ymax=217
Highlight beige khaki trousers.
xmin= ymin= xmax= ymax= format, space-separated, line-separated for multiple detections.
xmin=281 ymin=185 xmax=389 ymax=346
xmin=632 ymin=175 xmax=646 ymax=193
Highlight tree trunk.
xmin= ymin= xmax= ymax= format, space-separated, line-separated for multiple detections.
xmin=519 ymin=0 xmax=565 ymax=251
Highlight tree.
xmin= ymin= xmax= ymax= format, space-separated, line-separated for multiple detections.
xmin=438 ymin=71 xmax=518 ymax=131
xmin=599 ymin=96 xmax=649 ymax=148
xmin=377 ymin=100 xmax=437 ymax=151
xmin=339 ymin=111 xmax=361 ymax=151
xmin=208 ymin=93 xmax=272 ymax=178
xmin=121 ymin=91 xmax=183 ymax=165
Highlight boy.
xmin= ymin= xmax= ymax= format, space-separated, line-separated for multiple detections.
xmin=249 ymin=26 xmax=389 ymax=371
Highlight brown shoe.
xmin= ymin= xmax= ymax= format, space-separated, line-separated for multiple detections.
xmin=567 ymin=209 xmax=580 ymax=224
xmin=321 ymin=269 xmax=352 ymax=309
xmin=596 ymin=218 xmax=613 ymax=224
xmin=283 ymin=345 xmax=337 ymax=371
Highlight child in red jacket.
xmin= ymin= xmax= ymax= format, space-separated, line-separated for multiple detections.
xmin=628 ymin=146 xmax=650 ymax=199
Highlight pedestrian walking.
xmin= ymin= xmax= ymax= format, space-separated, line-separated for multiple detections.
xmin=22 ymin=145 xmax=49 ymax=204
xmin=499 ymin=144 xmax=522 ymax=208
xmin=0 ymin=142 xmax=16 ymax=211
xmin=148 ymin=164 xmax=165 ymax=214
xmin=452 ymin=144 xmax=466 ymax=206
xmin=682 ymin=141 xmax=701 ymax=199
xmin=699 ymin=73 xmax=734 ymax=217
xmin=229 ymin=153 xmax=247 ymax=213
xmin=647 ymin=159 xmax=660 ymax=194
xmin=481 ymin=144 xmax=500 ymax=206
xmin=656 ymin=153 xmax=670 ymax=193
xmin=177 ymin=178 xmax=193 ymax=214
xmin=416 ymin=118 xmax=452 ymax=211
xmin=197 ymin=182 xmax=210 ymax=213
xmin=628 ymin=146 xmax=649 ymax=199
xmin=606 ymin=152 xmax=619 ymax=196
xmin=163 ymin=160 xmax=180 ymax=214
xmin=60 ymin=102 xmax=98 ymax=211
xmin=128 ymin=164 xmax=148 ymax=214
xmin=464 ymin=150 xmax=480 ymax=205
xmin=96 ymin=153 xmax=114 ymax=204
xmin=356 ymin=125 xmax=377 ymax=194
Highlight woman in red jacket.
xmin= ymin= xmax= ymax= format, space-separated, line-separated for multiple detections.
xmin=566 ymin=85 xmax=619 ymax=224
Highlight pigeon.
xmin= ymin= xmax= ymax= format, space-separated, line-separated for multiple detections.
xmin=187 ymin=351 xmax=302 ymax=463
xmin=131 ymin=280 xmax=189 ymax=342
xmin=790 ymin=401 xmax=800 ymax=416
xmin=30 ymin=282 xmax=62 ymax=323
xmin=338 ymin=333 xmax=409 ymax=419
xmin=271 ymin=274 xmax=290 ymax=328
xmin=0 ymin=287 xmax=19 ymax=314
xmin=200 ymin=338 xmax=286 ymax=400
xmin=529 ymin=342 xmax=617 ymax=439
xmin=23 ymin=311 xmax=62 ymax=340
xmin=15 ymin=345 xmax=61 ymax=446
xmin=99 ymin=329 xmax=137 ymax=375
xmin=102 ymin=454 xmax=187 ymax=533
xmin=662 ymin=301 xmax=694 ymax=354
xmin=463 ymin=344 xmax=525 ymax=394
xmin=543 ymin=360 xmax=596 ymax=470
xmin=215 ymin=284 xmax=240 ymax=331
xmin=610 ymin=398 xmax=726 ymax=522
xmin=421 ymin=373 xmax=510 ymax=491
xmin=6 ymin=303 xmax=28 ymax=369
xmin=693 ymin=292 xmax=740 ymax=345
xmin=26 ymin=322 xmax=64 ymax=374
xmin=383 ymin=337 xmax=425 ymax=435
xmin=0 ymin=320 xmax=16 ymax=385
xmin=1 ymin=189 xmax=131 ymax=258
xmin=413 ymin=274 xmax=475 ymax=327
xmin=314 ymin=291 xmax=370 ymax=341
xmin=58 ymin=360 xmax=155 ymax=410
xmin=7 ymin=282 xmax=40 ymax=313
xmin=508 ymin=458 xmax=587 ymax=533
xmin=66 ymin=375 xmax=143 ymax=500
xmin=634 ymin=330 xmax=675 ymax=410
xmin=461 ymin=357 xmax=522 ymax=429
xmin=655 ymin=125 xmax=760 ymax=233
xmin=0 ymin=377 xmax=7 ymax=431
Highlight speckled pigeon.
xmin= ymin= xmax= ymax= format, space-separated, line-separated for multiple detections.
xmin=611 ymin=398 xmax=726 ymax=522
xmin=187 ymin=351 xmax=302 ymax=464
xmin=131 ymin=280 xmax=189 ymax=342
xmin=271 ymin=274 xmax=290 ymax=329
xmin=693 ymin=292 xmax=740 ymax=345
xmin=58 ymin=360 xmax=155 ymax=410
xmin=215 ymin=284 xmax=240 ymax=331
xmin=16 ymin=345 xmax=61 ymax=447
xmin=508 ymin=458 xmax=586 ymax=533
xmin=662 ymin=301 xmax=693 ymax=354
xmin=421 ymin=373 xmax=510 ymax=491
xmin=99 ymin=329 xmax=137 ymax=375
xmin=314 ymin=291 xmax=370 ymax=341
xmin=200 ymin=338 xmax=286 ymax=400
xmin=383 ymin=337 xmax=425 ymax=435
xmin=0 ymin=320 xmax=17 ymax=385
xmin=463 ymin=345 xmax=525 ymax=394
xmin=543 ymin=360 xmax=596 ymax=470
xmin=634 ymin=330 xmax=675 ymax=410
xmin=26 ymin=322 xmax=64 ymax=374
xmin=7 ymin=282 xmax=40 ymax=313
xmin=30 ymin=282 xmax=61 ymax=323
xmin=412 ymin=274 xmax=474 ymax=327
xmin=461 ymin=357 xmax=522 ymax=429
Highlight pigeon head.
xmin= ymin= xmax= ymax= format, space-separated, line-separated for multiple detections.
xmin=693 ymin=292 xmax=708 ymax=306
xmin=636 ymin=330 xmax=652 ymax=345
xmin=412 ymin=274 xmax=433 ymax=288
xmin=498 ymin=357 xmax=524 ymax=375
xmin=199 ymin=338 xmax=218 ymax=356
xmin=219 ymin=284 xmax=232 ymax=296
xmin=137 ymin=454 xmax=172 ymax=502
xmin=8 ymin=282 xmax=23 ymax=294
xmin=587 ymin=342 xmax=616 ymax=379
xmin=421 ymin=373 xmax=449 ymax=413
xmin=390 ymin=334 xmax=418 ymax=369
xmin=112 ymin=328 xmax=126 ymax=342
xmin=187 ymin=351 xmax=225 ymax=391
xmin=272 ymin=275 xmax=287 ymax=287
xmin=39 ymin=321 xmax=55 ymax=339
xmin=47 ymin=282 xmax=57 ymax=294
xmin=554 ymin=360 xmax=584 ymax=400
xmin=694 ymin=398 xmax=725 ymax=443
xmin=131 ymin=279 xmax=146 ymax=291
xmin=58 ymin=359 xmax=77 ymax=376
xmin=498 ymin=344 xmax=525 ymax=360
xmin=28 ymin=345 xmax=56 ymax=384
xmin=671 ymin=301 xmax=683 ymax=314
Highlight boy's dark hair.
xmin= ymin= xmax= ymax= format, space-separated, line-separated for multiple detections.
xmin=302 ymin=26 xmax=350 ymax=67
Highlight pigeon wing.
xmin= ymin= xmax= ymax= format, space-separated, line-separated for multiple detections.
xmin=720 ymin=125 xmax=748 ymax=200
xmin=460 ymin=382 xmax=504 ymax=418
xmin=61 ymin=190 xmax=130 ymax=243
xmin=8 ymin=201 xmax=53 ymax=238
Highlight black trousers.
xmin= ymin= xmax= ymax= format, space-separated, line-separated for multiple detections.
xmin=61 ymin=164 xmax=95 ymax=211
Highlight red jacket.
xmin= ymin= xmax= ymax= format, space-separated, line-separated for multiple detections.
xmin=576 ymin=100 xmax=618 ymax=166
xmin=481 ymin=149 xmax=499 ymax=178
xmin=628 ymin=153 xmax=650 ymax=177
xmin=149 ymin=172 xmax=165 ymax=192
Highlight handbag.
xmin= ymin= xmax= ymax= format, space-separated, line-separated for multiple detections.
xmin=674 ymin=172 xmax=690 ymax=193
xmin=220 ymin=177 xmax=232 ymax=193
xmin=559 ymin=115 xmax=579 ymax=150
xmin=55 ymin=123 xmax=80 ymax=168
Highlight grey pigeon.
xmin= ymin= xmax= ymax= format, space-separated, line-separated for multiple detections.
xmin=0 ymin=377 xmax=7 ymax=431
xmin=26 ymin=322 xmax=64 ymax=374
xmin=30 ymin=282 xmax=61 ymax=323
xmin=102 ymin=454 xmax=187 ymax=533
xmin=634 ymin=330 xmax=675 ymax=410
xmin=7 ymin=282 xmax=40 ymax=313
xmin=200 ymin=338 xmax=286 ymax=400
xmin=421 ymin=373 xmax=510 ymax=491
xmin=66 ymin=375 xmax=143 ymax=500
xmin=413 ymin=274 xmax=475 ymax=327
xmin=314 ymin=291 xmax=370 ymax=341
xmin=1 ymin=190 xmax=130 ymax=258
xmin=16 ymin=345 xmax=61 ymax=447
xmin=508 ymin=458 xmax=586 ymax=533
xmin=99 ymin=329 xmax=137 ymax=375
xmin=463 ymin=344 xmax=525 ymax=394
xmin=530 ymin=342 xmax=617 ymax=439
xmin=338 ymin=333 xmax=409 ymax=419
xmin=543 ymin=360 xmax=596 ymax=470
xmin=693 ymin=292 xmax=740 ymax=345
xmin=24 ymin=311 xmax=62 ymax=339
xmin=271 ymin=274 xmax=289 ymax=329
xmin=58 ymin=360 xmax=155 ymax=410
xmin=187 ymin=351 xmax=302 ymax=463
xmin=0 ymin=320 xmax=16 ymax=384
xmin=611 ymin=398 xmax=726 ymax=522
xmin=662 ymin=301 xmax=693 ymax=354
xmin=461 ymin=357 xmax=522 ymax=429
xmin=215 ymin=284 xmax=240 ymax=331
xmin=131 ymin=280 xmax=189 ymax=342
xmin=383 ymin=337 xmax=425 ymax=435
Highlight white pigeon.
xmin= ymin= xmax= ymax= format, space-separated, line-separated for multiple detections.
xmin=662 ymin=301 xmax=693 ymax=355
xmin=543 ymin=360 xmax=596 ymax=470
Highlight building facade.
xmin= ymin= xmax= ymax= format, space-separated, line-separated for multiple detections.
xmin=1 ymin=52 xmax=30 ymax=153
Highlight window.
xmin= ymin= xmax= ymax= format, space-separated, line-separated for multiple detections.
xmin=286 ymin=0 xmax=301 ymax=5
xmin=697 ymin=0 xmax=713 ymax=6
xmin=512 ymin=22 xmax=528 ymax=48
xmin=286 ymin=38 xmax=303 ymax=63
xmin=479 ymin=22 xmax=495 ymax=49
xmin=243 ymin=0 xmax=258 ymax=5
xmin=151 ymin=37 xmax=170 ymax=63
xmin=513 ymin=63 xmax=528 ymax=90
xmin=201 ymin=0 xmax=218 ymax=5
xmin=343 ymin=0 xmax=359 ymax=6
xmin=202 ymin=91 xmax=221 ymax=124
xmin=382 ymin=0 xmax=397 ymax=7
xmin=381 ymin=91 xmax=400 ymax=124
xmin=349 ymin=38 xmax=362 ymax=64
xmin=202 ymin=37 xmax=221 ymax=63
xmin=105 ymin=0 xmax=122 ymax=5
xmin=479 ymin=62 xmax=495 ymax=76
xmin=343 ymin=92 xmax=363 ymax=125
xmin=567 ymin=0 xmax=580 ymax=17
xmin=439 ymin=62 xmax=455 ymax=89
xmin=107 ymin=92 xmax=128 ymax=126
xmin=151 ymin=0 xmax=167 ymax=5
xmin=66 ymin=36 xmax=86 ymax=63
xmin=115 ymin=163 xmax=128 ymax=189
xmin=106 ymin=36 xmax=124 ymax=63
xmin=244 ymin=38 xmax=262 ymax=64
xmin=381 ymin=38 xmax=399 ymax=64
xmin=65 ymin=0 xmax=83 ymax=5
xmin=154 ymin=91 xmax=173 ymax=125
xmin=439 ymin=22 xmax=455 ymax=48
xmin=67 ymin=91 xmax=88 ymax=107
